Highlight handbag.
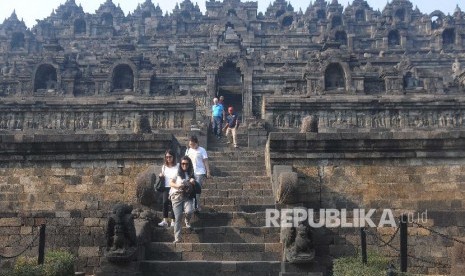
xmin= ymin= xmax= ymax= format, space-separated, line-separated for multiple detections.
xmin=154 ymin=165 xmax=165 ymax=192
xmin=180 ymin=181 xmax=194 ymax=196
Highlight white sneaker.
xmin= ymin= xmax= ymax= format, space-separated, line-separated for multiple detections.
xmin=185 ymin=220 xmax=191 ymax=228
xmin=170 ymin=221 xmax=175 ymax=227
xmin=158 ymin=220 xmax=168 ymax=227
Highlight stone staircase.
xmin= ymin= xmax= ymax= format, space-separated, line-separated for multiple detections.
xmin=139 ymin=132 xmax=324 ymax=276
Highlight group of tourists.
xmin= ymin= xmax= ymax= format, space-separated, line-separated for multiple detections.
xmin=156 ymin=95 xmax=240 ymax=243
xmin=211 ymin=96 xmax=240 ymax=148
xmin=157 ymin=135 xmax=209 ymax=243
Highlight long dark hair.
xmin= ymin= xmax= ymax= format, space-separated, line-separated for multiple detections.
xmin=178 ymin=156 xmax=194 ymax=179
xmin=164 ymin=149 xmax=177 ymax=166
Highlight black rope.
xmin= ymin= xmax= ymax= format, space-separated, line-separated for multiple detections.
xmin=0 ymin=227 xmax=40 ymax=260
xmin=412 ymin=221 xmax=465 ymax=245
xmin=364 ymin=226 xmax=449 ymax=268
xmin=378 ymin=238 xmax=449 ymax=268
xmin=364 ymin=226 xmax=400 ymax=248
xmin=0 ymin=226 xmax=35 ymax=248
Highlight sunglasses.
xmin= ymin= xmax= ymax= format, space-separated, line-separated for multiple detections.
xmin=165 ymin=155 xmax=173 ymax=158
xmin=181 ymin=162 xmax=189 ymax=165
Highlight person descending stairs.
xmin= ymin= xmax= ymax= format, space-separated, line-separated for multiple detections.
xmin=140 ymin=129 xmax=324 ymax=275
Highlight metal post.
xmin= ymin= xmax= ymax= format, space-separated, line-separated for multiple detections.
xmin=400 ymin=215 xmax=408 ymax=272
xmin=360 ymin=227 xmax=367 ymax=264
xmin=38 ymin=224 xmax=46 ymax=265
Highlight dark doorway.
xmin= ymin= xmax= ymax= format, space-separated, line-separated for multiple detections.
xmin=217 ymin=61 xmax=243 ymax=114
xmin=388 ymin=30 xmax=400 ymax=47
xmin=101 ymin=13 xmax=113 ymax=27
xmin=335 ymin=31 xmax=347 ymax=46
xmin=443 ymin=28 xmax=455 ymax=46
xmin=11 ymin=32 xmax=25 ymax=50
xmin=74 ymin=19 xmax=86 ymax=35
xmin=218 ymin=91 xmax=243 ymax=118
xmin=34 ymin=64 xmax=57 ymax=92
xmin=325 ymin=63 xmax=345 ymax=91
xmin=112 ymin=64 xmax=134 ymax=91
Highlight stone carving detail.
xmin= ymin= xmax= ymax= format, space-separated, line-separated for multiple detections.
xmin=173 ymin=112 xmax=184 ymax=128
xmin=274 ymin=112 xmax=304 ymax=129
xmin=105 ymin=203 xmax=137 ymax=262
xmin=272 ymin=109 xmax=465 ymax=130
xmin=276 ymin=172 xmax=299 ymax=204
xmin=0 ymin=111 xmax=188 ymax=131
xmin=300 ymin=115 xmax=318 ymax=133
xmin=0 ymin=0 xmax=464 ymax=127
xmin=281 ymin=222 xmax=315 ymax=263
xmin=135 ymin=167 xmax=158 ymax=207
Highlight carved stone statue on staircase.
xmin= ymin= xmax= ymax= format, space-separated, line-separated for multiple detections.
xmin=281 ymin=222 xmax=315 ymax=263
xmin=105 ymin=203 xmax=138 ymax=262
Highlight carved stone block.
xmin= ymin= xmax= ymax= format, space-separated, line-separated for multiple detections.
xmin=276 ymin=171 xmax=299 ymax=204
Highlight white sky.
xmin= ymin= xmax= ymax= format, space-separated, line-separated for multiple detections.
xmin=0 ymin=0 xmax=463 ymax=28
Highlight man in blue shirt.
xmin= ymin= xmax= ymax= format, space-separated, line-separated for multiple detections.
xmin=211 ymin=97 xmax=224 ymax=139
xmin=223 ymin=106 xmax=240 ymax=148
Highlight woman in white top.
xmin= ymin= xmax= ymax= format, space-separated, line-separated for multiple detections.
xmin=170 ymin=156 xmax=195 ymax=243
xmin=158 ymin=149 xmax=179 ymax=227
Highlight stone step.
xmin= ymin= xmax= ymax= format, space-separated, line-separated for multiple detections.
xmin=201 ymin=204 xmax=275 ymax=214
xmin=211 ymin=162 xmax=266 ymax=170
xmin=152 ymin=226 xmax=280 ymax=243
xmin=202 ymin=182 xmax=270 ymax=190
xmin=202 ymin=196 xmax=275 ymax=206
xmin=140 ymin=260 xmax=282 ymax=276
xmin=202 ymin=189 xmax=273 ymax=198
xmin=282 ymin=261 xmax=328 ymax=275
xmin=210 ymin=170 xmax=266 ymax=177
xmin=153 ymin=211 xmax=273 ymax=227
xmin=280 ymin=273 xmax=323 ymax=276
xmin=209 ymin=136 xmax=248 ymax=144
xmin=207 ymin=151 xmax=264 ymax=159
xmin=145 ymin=242 xmax=282 ymax=261
xmin=206 ymin=175 xmax=269 ymax=182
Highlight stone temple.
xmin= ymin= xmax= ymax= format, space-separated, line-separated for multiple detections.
xmin=1 ymin=0 xmax=465 ymax=275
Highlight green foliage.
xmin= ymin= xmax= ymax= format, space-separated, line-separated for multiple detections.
xmin=43 ymin=250 xmax=75 ymax=276
xmin=12 ymin=250 xmax=75 ymax=276
xmin=332 ymin=251 xmax=390 ymax=276
xmin=332 ymin=251 xmax=420 ymax=276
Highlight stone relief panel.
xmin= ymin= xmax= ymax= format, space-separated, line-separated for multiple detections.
xmin=0 ymin=111 xmax=188 ymax=131
xmin=151 ymin=111 xmax=170 ymax=129
xmin=0 ymin=82 xmax=18 ymax=96
xmin=173 ymin=112 xmax=185 ymax=129
xmin=271 ymin=109 xmax=465 ymax=131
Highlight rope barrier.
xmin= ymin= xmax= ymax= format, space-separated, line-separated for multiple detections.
xmin=364 ymin=225 xmax=450 ymax=269
xmin=0 ymin=226 xmax=40 ymax=260
xmin=364 ymin=226 xmax=400 ymax=248
xmin=412 ymin=221 xmax=465 ymax=245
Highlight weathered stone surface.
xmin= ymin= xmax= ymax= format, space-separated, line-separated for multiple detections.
xmin=451 ymin=242 xmax=465 ymax=276
xmin=135 ymin=166 xmax=157 ymax=207
xmin=276 ymin=172 xmax=299 ymax=204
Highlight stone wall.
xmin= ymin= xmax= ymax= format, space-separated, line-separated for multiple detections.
xmin=0 ymin=133 xmax=179 ymax=274
xmin=1 ymin=0 xmax=465 ymax=120
xmin=0 ymin=97 xmax=194 ymax=133
xmin=264 ymin=95 xmax=465 ymax=132
xmin=266 ymin=131 xmax=465 ymax=274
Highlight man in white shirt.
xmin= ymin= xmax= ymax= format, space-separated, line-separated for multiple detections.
xmin=185 ymin=135 xmax=211 ymax=212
